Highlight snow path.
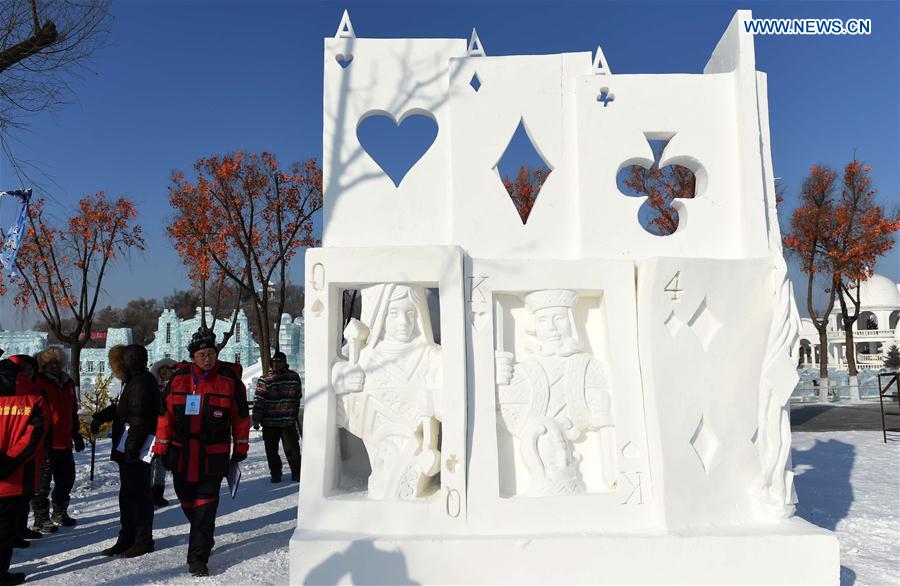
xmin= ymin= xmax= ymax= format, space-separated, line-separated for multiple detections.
xmin=20 ymin=431 xmax=296 ymax=585
xmin=12 ymin=431 xmax=899 ymax=585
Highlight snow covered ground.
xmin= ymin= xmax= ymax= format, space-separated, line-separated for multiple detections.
xmin=10 ymin=430 xmax=899 ymax=585
xmin=16 ymin=429 xmax=296 ymax=585
xmin=793 ymin=431 xmax=899 ymax=586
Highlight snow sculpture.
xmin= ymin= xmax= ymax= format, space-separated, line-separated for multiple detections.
xmin=331 ymin=284 xmax=442 ymax=499
xmin=495 ymin=289 xmax=616 ymax=496
xmin=291 ymin=10 xmax=840 ymax=585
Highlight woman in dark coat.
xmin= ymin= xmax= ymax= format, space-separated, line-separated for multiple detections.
xmin=91 ymin=344 xmax=160 ymax=558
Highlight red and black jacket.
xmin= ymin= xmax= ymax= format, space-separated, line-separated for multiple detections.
xmin=152 ymin=361 xmax=250 ymax=482
xmin=34 ymin=372 xmax=79 ymax=451
xmin=2 ymin=358 xmax=46 ymax=495
xmin=0 ymin=364 xmax=46 ymax=498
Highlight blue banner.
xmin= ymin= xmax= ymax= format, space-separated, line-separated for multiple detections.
xmin=0 ymin=189 xmax=32 ymax=273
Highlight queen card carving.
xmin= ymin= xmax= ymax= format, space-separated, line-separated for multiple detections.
xmin=495 ymin=289 xmax=617 ymax=496
xmin=331 ymin=284 xmax=442 ymax=500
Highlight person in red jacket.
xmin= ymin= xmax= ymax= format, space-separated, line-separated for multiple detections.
xmin=0 ymin=350 xmax=46 ymax=586
xmin=31 ymin=348 xmax=84 ymax=532
xmin=152 ymin=329 xmax=250 ymax=577
xmin=7 ymin=356 xmax=44 ymax=545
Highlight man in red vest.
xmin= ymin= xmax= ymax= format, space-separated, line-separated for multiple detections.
xmin=152 ymin=330 xmax=250 ymax=577
xmin=0 ymin=350 xmax=46 ymax=586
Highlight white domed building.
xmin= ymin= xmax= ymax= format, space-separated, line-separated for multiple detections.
xmin=798 ymin=273 xmax=900 ymax=370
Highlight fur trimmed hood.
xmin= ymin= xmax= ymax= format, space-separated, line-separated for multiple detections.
xmin=35 ymin=347 xmax=68 ymax=369
xmin=109 ymin=344 xmax=149 ymax=381
xmin=108 ymin=345 xmax=127 ymax=380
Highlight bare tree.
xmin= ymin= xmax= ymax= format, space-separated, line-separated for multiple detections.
xmin=0 ymin=0 xmax=111 ymax=182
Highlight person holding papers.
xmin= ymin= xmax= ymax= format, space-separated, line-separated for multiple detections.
xmin=151 ymin=329 xmax=250 ymax=578
xmin=91 ymin=344 xmax=160 ymax=558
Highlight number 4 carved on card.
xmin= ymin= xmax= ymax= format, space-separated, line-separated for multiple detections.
xmin=665 ymin=271 xmax=683 ymax=301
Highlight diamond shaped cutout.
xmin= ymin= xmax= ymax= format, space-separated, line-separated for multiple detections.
xmin=470 ymin=72 xmax=482 ymax=92
xmin=687 ymin=297 xmax=721 ymax=351
xmin=494 ymin=117 xmax=552 ymax=224
xmin=690 ymin=415 xmax=719 ymax=476
xmin=663 ymin=309 xmax=683 ymax=337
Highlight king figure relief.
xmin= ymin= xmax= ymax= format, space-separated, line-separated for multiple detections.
xmin=495 ymin=289 xmax=617 ymax=496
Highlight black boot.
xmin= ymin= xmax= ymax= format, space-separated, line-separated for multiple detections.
xmin=189 ymin=561 xmax=209 ymax=577
xmin=152 ymin=485 xmax=169 ymax=508
xmin=122 ymin=542 xmax=155 ymax=558
xmin=32 ymin=511 xmax=58 ymax=533
xmin=0 ymin=572 xmax=26 ymax=586
xmin=101 ymin=542 xmax=131 ymax=556
xmin=270 ymin=473 xmax=282 ymax=483
xmin=51 ymin=503 xmax=77 ymax=527
xmin=12 ymin=539 xmax=29 ymax=549
xmin=21 ymin=528 xmax=42 ymax=540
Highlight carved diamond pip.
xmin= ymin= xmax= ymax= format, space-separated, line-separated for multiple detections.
xmin=664 ymin=309 xmax=683 ymax=337
xmin=687 ymin=296 xmax=720 ymax=351
xmin=689 ymin=416 xmax=719 ymax=476
xmin=750 ymin=426 xmax=761 ymax=460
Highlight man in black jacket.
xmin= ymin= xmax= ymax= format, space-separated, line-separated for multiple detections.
xmin=92 ymin=344 xmax=160 ymax=558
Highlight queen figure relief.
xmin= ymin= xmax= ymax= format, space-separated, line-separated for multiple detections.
xmin=495 ymin=289 xmax=617 ymax=496
xmin=331 ymin=284 xmax=442 ymax=500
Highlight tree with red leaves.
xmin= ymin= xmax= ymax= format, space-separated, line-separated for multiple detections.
xmin=168 ymin=152 xmax=322 ymax=373
xmin=829 ymin=159 xmax=899 ymax=380
xmin=783 ymin=165 xmax=839 ymax=387
xmin=501 ymin=165 xmax=549 ymax=224
xmin=9 ymin=193 xmax=144 ymax=389
xmin=784 ymin=160 xmax=899 ymax=393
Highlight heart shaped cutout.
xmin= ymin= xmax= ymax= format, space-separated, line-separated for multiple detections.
xmin=469 ymin=311 xmax=489 ymax=331
xmin=336 ymin=53 xmax=353 ymax=69
xmin=357 ymin=112 xmax=438 ymax=187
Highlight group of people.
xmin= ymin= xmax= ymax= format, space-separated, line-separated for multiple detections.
xmin=0 ymin=329 xmax=304 ymax=584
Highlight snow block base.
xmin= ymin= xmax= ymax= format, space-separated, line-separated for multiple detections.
xmin=289 ymin=519 xmax=839 ymax=585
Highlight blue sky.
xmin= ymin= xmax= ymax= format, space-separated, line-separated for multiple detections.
xmin=1 ymin=0 xmax=898 ymax=327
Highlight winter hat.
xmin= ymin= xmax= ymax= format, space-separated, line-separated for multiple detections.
xmin=10 ymin=355 xmax=39 ymax=379
xmin=271 ymin=351 xmax=287 ymax=362
xmin=36 ymin=347 xmax=68 ymax=368
xmin=150 ymin=358 xmax=178 ymax=379
xmin=188 ymin=329 xmax=217 ymax=357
